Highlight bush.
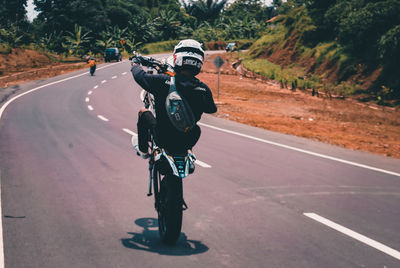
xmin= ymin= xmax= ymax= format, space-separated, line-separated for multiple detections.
xmin=0 ymin=43 xmax=11 ymax=54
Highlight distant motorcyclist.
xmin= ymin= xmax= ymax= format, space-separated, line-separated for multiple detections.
xmin=131 ymin=39 xmax=217 ymax=159
xmin=87 ymin=57 xmax=96 ymax=76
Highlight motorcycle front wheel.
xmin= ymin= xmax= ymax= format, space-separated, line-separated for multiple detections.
xmin=158 ymin=175 xmax=183 ymax=244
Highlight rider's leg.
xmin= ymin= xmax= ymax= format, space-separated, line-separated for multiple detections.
xmin=186 ymin=125 xmax=201 ymax=149
xmin=137 ymin=108 xmax=156 ymax=154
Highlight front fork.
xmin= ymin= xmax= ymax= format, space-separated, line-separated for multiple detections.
xmin=147 ymin=160 xmax=154 ymax=196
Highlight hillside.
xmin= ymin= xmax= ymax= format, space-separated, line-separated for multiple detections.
xmin=244 ymin=5 xmax=400 ymax=106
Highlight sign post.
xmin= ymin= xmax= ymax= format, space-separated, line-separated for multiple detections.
xmin=213 ymin=56 xmax=224 ymax=98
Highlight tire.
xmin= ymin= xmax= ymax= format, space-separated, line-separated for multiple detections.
xmin=158 ymin=175 xmax=183 ymax=244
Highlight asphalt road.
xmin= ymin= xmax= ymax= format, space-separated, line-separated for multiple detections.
xmin=0 ymin=55 xmax=399 ymax=268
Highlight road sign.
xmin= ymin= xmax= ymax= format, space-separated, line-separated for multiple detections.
xmin=213 ymin=56 xmax=224 ymax=69
xmin=213 ymin=56 xmax=225 ymax=99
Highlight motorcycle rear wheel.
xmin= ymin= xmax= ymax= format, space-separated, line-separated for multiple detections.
xmin=157 ymin=175 xmax=183 ymax=244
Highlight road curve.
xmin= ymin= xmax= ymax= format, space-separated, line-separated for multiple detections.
xmin=0 ymin=55 xmax=399 ymax=268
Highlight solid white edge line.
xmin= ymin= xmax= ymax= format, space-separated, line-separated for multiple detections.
xmin=88 ymin=91 xmax=92 ymax=95
xmin=304 ymin=213 xmax=400 ymax=260
xmin=88 ymin=105 xmax=93 ymax=111
xmin=195 ymin=160 xmax=212 ymax=168
xmin=0 ymin=171 xmax=4 ymax=268
xmin=97 ymin=115 xmax=109 ymax=122
xmin=122 ymin=128 xmax=137 ymax=136
xmin=0 ymin=61 xmax=122 ymax=268
xmin=198 ymin=122 xmax=400 ymax=177
xmin=85 ymin=97 xmax=89 ymax=102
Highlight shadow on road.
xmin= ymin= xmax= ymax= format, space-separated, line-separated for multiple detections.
xmin=121 ymin=217 xmax=209 ymax=256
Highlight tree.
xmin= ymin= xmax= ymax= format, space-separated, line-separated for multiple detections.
xmin=64 ymin=24 xmax=92 ymax=55
xmin=0 ymin=0 xmax=28 ymax=26
xmin=183 ymin=0 xmax=228 ymax=23
xmin=34 ymin=0 xmax=108 ymax=33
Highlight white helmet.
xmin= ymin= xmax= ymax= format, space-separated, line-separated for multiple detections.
xmin=173 ymin=39 xmax=204 ymax=75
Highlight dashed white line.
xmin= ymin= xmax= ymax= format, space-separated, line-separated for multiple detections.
xmin=122 ymin=72 xmax=127 ymax=75
xmin=196 ymin=160 xmax=212 ymax=168
xmin=97 ymin=115 xmax=109 ymax=122
xmin=112 ymin=76 xmax=117 ymax=79
xmin=85 ymin=97 xmax=89 ymax=102
xmin=88 ymin=91 xmax=92 ymax=95
xmin=88 ymin=105 xmax=93 ymax=111
xmin=304 ymin=213 xmax=400 ymax=260
xmin=0 ymin=60 xmax=123 ymax=268
xmin=199 ymin=122 xmax=400 ymax=177
xmin=101 ymin=80 xmax=107 ymax=84
xmin=93 ymin=85 xmax=98 ymax=89
xmin=122 ymin=128 xmax=137 ymax=136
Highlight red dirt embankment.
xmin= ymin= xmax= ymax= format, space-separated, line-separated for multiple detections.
xmin=199 ymin=53 xmax=400 ymax=159
xmin=0 ymin=48 xmax=87 ymax=88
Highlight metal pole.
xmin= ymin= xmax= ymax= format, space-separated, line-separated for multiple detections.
xmin=217 ymin=68 xmax=220 ymax=99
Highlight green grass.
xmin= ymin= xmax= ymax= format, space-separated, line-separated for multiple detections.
xmin=139 ymin=40 xmax=179 ymax=54
xmin=242 ymin=56 xmax=320 ymax=90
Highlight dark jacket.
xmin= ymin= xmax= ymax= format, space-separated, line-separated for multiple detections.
xmin=131 ymin=64 xmax=217 ymax=152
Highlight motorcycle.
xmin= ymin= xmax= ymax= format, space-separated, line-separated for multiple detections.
xmin=90 ymin=65 xmax=96 ymax=76
xmin=130 ymin=53 xmax=196 ymax=244
xmin=87 ymin=58 xmax=96 ymax=76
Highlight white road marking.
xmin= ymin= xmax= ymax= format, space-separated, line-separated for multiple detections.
xmin=101 ymin=80 xmax=107 ymax=84
xmin=0 ymin=61 xmax=123 ymax=268
xmin=122 ymin=128 xmax=137 ymax=136
xmin=97 ymin=115 xmax=109 ymax=122
xmin=0 ymin=171 xmax=4 ymax=268
xmin=112 ymin=76 xmax=117 ymax=79
xmin=93 ymin=85 xmax=98 ymax=89
xmin=122 ymin=128 xmax=211 ymax=168
xmin=88 ymin=105 xmax=93 ymax=111
xmin=122 ymin=72 xmax=127 ymax=75
xmin=196 ymin=160 xmax=212 ymax=168
xmin=304 ymin=213 xmax=400 ymax=260
xmin=85 ymin=97 xmax=89 ymax=102
xmin=199 ymin=122 xmax=400 ymax=177
xmin=88 ymin=91 xmax=92 ymax=95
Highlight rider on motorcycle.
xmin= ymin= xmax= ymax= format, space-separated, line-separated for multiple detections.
xmin=87 ymin=56 xmax=96 ymax=76
xmin=131 ymin=39 xmax=217 ymax=160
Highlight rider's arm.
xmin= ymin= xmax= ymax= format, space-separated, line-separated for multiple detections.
xmin=131 ymin=64 xmax=166 ymax=95
xmin=201 ymin=84 xmax=218 ymax=114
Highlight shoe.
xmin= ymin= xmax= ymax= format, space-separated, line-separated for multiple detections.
xmin=131 ymin=135 xmax=150 ymax=159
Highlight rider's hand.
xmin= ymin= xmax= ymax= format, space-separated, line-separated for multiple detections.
xmin=133 ymin=57 xmax=142 ymax=65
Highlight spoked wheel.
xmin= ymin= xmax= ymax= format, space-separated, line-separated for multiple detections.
xmin=157 ymin=175 xmax=183 ymax=244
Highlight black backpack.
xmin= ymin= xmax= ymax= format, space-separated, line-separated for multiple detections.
xmin=165 ymin=77 xmax=196 ymax=133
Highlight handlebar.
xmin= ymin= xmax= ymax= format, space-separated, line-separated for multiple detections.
xmin=129 ymin=52 xmax=175 ymax=76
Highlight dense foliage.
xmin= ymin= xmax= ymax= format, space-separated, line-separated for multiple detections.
xmin=0 ymin=0 xmax=273 ymax=55
xmin=304 ymin=0 xmax=400 ymax=98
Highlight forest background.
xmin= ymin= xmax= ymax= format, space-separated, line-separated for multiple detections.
xmin=1 ymin=0 xmax=400 ymax=103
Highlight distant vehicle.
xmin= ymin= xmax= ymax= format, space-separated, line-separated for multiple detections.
xmin=226 ymin=42 xmax=237 ymax=52
xmin=104 ymin=48 xmax=122 ymax=62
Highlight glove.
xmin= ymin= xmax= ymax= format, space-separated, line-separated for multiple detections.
xmin=133 ymin=57 xmax=142 ymax=65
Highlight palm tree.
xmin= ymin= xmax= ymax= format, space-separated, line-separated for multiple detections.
xmin=153 ymin=10 xmax=183 ymax=40
xmin=183 ymin=0 xmax=228 ymax=24
xmin=64 ymin=24 xmax=91 ymax=55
